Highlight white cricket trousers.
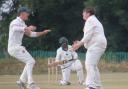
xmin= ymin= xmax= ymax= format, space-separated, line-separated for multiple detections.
xmin=85 ymin=48 xmax=106 ymax=89
xmin=61 ymin=60 xmax=84 ymax=84
xmin=8 ymin=46 xmax=35 ymax=84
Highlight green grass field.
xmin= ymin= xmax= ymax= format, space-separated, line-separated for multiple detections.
xmin=0 ymin=73 xmax=128 ymax=89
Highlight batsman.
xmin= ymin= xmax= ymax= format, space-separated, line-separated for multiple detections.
xmin=48 ymin=37 xmax=84 ymax=85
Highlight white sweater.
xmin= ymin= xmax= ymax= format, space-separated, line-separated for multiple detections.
xmin=55 ymin=45 xmax=78 ymax=69
xmin=81 ymin=15 xmax=107 ymax=50
xmin=8 ymin=17 xmax=27 ymax=49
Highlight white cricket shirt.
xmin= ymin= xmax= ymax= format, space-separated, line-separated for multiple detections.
xmin=81 ymin=15 xmax=107 ymax=50
xmin=8 ymin=17 xmax=27 ymax=49
xmin=55 ymin=45 xmax=78 ymax=69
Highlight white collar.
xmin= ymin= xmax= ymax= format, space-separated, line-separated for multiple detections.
xmin=86 ymin=15 xmax=95 ymax=22
xmin=16 ymin=17 xmax=24 ymax=23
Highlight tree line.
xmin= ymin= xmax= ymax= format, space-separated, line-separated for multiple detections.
xmin=0 ymin=0 xmax=128 ymax=52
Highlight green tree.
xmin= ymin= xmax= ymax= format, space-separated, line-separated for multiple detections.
xmin=1 ymin=0 xmax=128 ymax=52
xmin=25 ymin=0 xmax=85 ymax=50
xmin=0 ymin=0 xmax=85 ymax=51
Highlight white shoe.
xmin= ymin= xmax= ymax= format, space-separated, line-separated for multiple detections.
xmin=82 ymin=82 xmax=86 ymax=85
xmin=27 ymin=83 xmax=40 ymax=89
xmin=16 ymin=80 xmax=26 ymax=89
xmin=85 ymin=86 xmax=96 ymax=89
xmin=59 ymin=80 xmax=71 ymax=86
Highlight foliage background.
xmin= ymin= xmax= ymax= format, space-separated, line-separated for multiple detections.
xmin=0 ymin=0 xmax=128 ymax=52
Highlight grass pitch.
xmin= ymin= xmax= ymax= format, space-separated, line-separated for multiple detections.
xmin=0 ymin=73 xmax=128 ymax=89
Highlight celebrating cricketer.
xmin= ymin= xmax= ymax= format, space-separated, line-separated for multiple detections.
xmin=8 ymin=7 xmax=51 ymax=89
xmin=72 ymin=7 xmax=107 ymax=89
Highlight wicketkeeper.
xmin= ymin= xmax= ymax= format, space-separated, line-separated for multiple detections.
xmin=48 ymin=37 xmax=84 ymax=85
xmin=8 ymin=6 xmax=51 ymax=89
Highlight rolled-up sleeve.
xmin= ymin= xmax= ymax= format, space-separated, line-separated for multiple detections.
xmin=10 ymin=21 xmax=27 ymax=32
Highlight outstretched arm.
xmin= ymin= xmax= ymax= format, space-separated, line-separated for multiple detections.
xmin=24 ymin=26 xmax=51 ymax=37
xmin=71 ymin=40 xmax=84 ymax=51
xmin=35 ymin=30 xmax=51 ymax=37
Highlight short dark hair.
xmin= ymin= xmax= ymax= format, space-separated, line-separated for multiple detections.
xmin=17 ymin=6 xmax=31 ymax=16
xmin=83 ymin=7 xmax=95 ymax=15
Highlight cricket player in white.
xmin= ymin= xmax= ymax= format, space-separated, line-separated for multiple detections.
xmin=49 ymin=37 xmax=84 ymax=85
xmin=72 ymin=7 xmax=107 ymax=89
xmin=8 ymin=7 xmax=51 ymax=89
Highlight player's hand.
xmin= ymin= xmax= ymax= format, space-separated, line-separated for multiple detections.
xmin=43 ymin=29 xmax=51 ymax=34
xmin=72 ymin=44 xmax=80 ymax=51
xmin=24 ymin=26 xmax=36 ymax=36
xmin=62 ymin=60 xmax=68 ymax=64
xmin=69 ymin=41 xmax=80 ymax=51
xmin=72 ymin=41 xmax=81 ymax=51
xmin=28 ymin=25 xmax=37 ymax=31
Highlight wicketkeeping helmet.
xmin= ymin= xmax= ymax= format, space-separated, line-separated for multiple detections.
xmin=59 ymin=37 xmax=68 ymax=45
xmin=59 ymin=37 xmax=68 ymax=51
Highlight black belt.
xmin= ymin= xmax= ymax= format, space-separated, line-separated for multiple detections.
xmin=61 ymin=59 xmax=76 ymax=69
xmin=61 ymin=64 xmax=72 ymax=69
